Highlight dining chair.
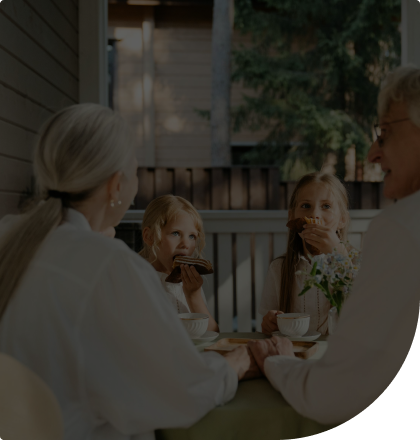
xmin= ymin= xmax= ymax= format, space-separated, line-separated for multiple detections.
xmin=0 ymin=353 xmax=63 ymax=440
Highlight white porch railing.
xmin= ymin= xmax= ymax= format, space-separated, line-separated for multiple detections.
xmin=122 ymin=210 xmax=380 ymax=332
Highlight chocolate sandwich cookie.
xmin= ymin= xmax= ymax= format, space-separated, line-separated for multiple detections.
xmin=165 ymin=256 xmax=214 ymax=283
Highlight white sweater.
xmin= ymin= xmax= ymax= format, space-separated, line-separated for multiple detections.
xmin=0 ymin=209 xmax=237 ymax=440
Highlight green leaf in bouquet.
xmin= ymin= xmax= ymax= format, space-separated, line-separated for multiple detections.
xmin=298 ymin=285 xmax=312 ymax=296
xmin=310 ymin=262 xmax=318 ymax=276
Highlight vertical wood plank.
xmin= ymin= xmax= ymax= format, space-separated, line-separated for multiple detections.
xmin=236 ymin=234 xmax=252 ymax=332
xmin=268 ymin=168 xmax=281 ymax=209
xmin=174 ymin=168 xmax=191 ymax=201
xmin=230 ymin=168 xmax=247 ymax=209
xmin=346 ymin=182 xmax=360 ymax=209
xmin=273 ymin=233 xmax=288 ymax=259
xmin=155 ymin=168 xmax=174 ymax=197
xmin=249 ymin=168 xmax=267 ymax=210
xmin=279 ymin=182 xmax=287 ymax=209
xmin=217 ymin=233 xmax=234 ymax=332
xmin=192 ymin=168 xmax=210 ymax=209
xmin=286 ymin=182 xmax=297 ymax=207
xmin=211 ymin=168 xmax=229 ymax=209
xmin=136 ymin=168 xmax=155 ymax=208
xmin=361 ymin=182 xmax=374 ymax=209
xmin=254 ymin=233 xmax=270 ymax=332
xmin=202 ymin=233 xmax=215 ymax=318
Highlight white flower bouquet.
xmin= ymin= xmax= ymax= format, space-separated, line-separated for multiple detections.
xmin=296 ymin=246 xmax=361 ymax=314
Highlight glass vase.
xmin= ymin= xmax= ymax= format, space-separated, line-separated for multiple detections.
xmin=328 ymin=306 xmax=339 ymax=335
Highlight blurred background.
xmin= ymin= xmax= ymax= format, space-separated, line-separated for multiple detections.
xmin=108 ymin=0 xmax=401 ymax=183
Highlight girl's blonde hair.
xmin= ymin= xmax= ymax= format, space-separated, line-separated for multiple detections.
xmin=0 ymin=104 xmax=135 ymax=320
xmin=140 ymin=195 xmax=205 ymax=263
xmin=279 ymin=172 xmax=350 ymax=313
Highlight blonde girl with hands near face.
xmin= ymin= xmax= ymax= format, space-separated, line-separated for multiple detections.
xmin=260 ymin=172 xmax=358 ymax=336
xmin=141 ymin=195 xmax=219 ymax=332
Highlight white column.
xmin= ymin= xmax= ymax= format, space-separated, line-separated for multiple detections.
xmin=142 ymin=6 xmax=156 ymax=167
xmin=79 ymin=0 xmax=109 ymax=105
xmin=401 ymin=0 xmax=420 ymax=67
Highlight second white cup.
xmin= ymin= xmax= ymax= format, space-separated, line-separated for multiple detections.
xmin=277 ymin=313 xmax=310 ymax=337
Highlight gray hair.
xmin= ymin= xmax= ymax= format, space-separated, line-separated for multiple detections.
xmin=0 ymin=104 xmax=135 ymax=320
xmin=378 ymin=65 xmax=420 ymax=127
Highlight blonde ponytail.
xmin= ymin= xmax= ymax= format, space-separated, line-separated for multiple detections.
xmin=0 ymin=104 xmax=134 ymax=320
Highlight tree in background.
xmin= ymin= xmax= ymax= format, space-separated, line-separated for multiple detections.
xmin=232 ymin=0 xmax=401 ymax=180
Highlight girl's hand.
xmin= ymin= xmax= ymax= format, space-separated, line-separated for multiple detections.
xmin=181 ymin=265 xmax=204 ymax=297
xmin=299 ymin=224 xmax=346 ymax=255
xmin=261 ymin=310 xmax=283 ymax=335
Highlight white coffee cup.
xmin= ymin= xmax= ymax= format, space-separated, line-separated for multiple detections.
xmin=277 ymin=313 xmax=310 ymax=337
xmin=179 ymin=313 xmax=209 ymax=338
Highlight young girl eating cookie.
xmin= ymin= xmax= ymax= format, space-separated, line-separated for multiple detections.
xmin=140 ymin=195 xmax=219 ymax=332
xmin=259 ymin=172 xmax=359 ymax=335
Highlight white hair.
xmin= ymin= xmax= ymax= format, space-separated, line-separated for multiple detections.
xmin=378 ymin=65 xmax=420 ymax=127
xmin=0 ymin=104 xmax=135 ymax=320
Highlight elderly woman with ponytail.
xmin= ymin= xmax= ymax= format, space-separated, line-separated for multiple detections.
xmin=0 ymin=104 xmax=259 ymax=440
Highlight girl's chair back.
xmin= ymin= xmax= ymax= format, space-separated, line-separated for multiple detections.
xmin=0 ymin=353 xmax=63 ymax=440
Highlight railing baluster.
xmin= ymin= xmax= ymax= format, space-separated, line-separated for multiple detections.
xmin=236 ymin=233 xmax=252 ymax=332
xmin=217 ymin=233 xmax=234 ymax=332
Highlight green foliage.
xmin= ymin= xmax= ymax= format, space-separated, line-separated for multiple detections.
xmin=232 ymin=0 xmax=401 ymax=179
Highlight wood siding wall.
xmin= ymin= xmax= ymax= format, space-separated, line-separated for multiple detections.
xmin=135 ymin=167 xmax=394 ymax=210
xmin=0 ymin=0 xmax=79 ymax=218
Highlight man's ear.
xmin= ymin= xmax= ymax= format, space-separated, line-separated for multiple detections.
xmin=142 ymin=227 xmax=154 ymax=247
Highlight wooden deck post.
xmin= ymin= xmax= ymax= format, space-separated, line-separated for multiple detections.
xmin=142 ymin=6 xmax=156 ymax=167
xmin=401 ymin=0 xmax=420 ymax=67
xmin=211 ymin=0 xmax=234 ymax=166
xmin=79 ymin=0 xmax=109 ymax=105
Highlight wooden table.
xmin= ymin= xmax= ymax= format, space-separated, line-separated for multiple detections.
xmin=156 ymin=332 xmax=336 ymax=440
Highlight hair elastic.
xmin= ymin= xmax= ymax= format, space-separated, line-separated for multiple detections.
xmin=47 ymin=190 xmax=70 ymax=200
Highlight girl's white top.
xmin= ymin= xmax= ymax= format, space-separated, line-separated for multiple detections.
xmin=259 ymin=242 xmax=359 ymax=335
xmin=156 ymin=272 xmax=208 ymax=314
xmin=0 ymin=209 xmax=237 ymax=440
xmin=263 ymin=189 xmax=420 ymax=425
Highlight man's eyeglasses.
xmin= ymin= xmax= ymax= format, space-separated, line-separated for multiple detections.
xmin=374 ymin=118 xmax=410 ymax=146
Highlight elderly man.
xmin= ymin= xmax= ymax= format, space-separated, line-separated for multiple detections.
xmin=248 ymin=65 xmax=420 ymax=424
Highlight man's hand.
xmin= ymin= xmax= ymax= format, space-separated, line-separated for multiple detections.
xmin=261 ymin=310 xmax=283 ymax=335
xmin=299 ymin=224 xmax=346 ymax=255
xmin=181 ymin=265 xmax=204 ymax=297
xmin=247 ymin=336 xmax=295 ymax=374
xmin=223 ymin=346 xmax=262 ymax=381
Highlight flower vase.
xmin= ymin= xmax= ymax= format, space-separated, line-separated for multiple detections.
xmin=328 ymin=306 xmax=339 ymax=335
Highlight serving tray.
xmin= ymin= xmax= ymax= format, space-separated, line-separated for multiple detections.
xmin=204 ymin=338 xmax=318 ymax=359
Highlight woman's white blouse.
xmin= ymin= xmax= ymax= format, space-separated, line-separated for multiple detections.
xmin=156 ymin=272 xmax=207 ymax=314
xmin=259 ymin=258 xmax=331 ymax=334
xmin=0 ymin=209 xmax=237 ymax=440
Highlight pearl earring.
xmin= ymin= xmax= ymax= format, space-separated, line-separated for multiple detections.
xmin=110 ymin=200 xmax=115 ymax=208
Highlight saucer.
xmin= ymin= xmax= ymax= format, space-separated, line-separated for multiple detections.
xmin=192 ymin=331 xmax=219 ymax=342
xmin=272 ymin=330 xmax=321 ymax=342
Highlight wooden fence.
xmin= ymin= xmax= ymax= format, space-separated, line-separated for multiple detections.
xmin=134 ymin=167 xmax=394 ymax=210
xmin=118 ymin=209 xmax=379 ymax=332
